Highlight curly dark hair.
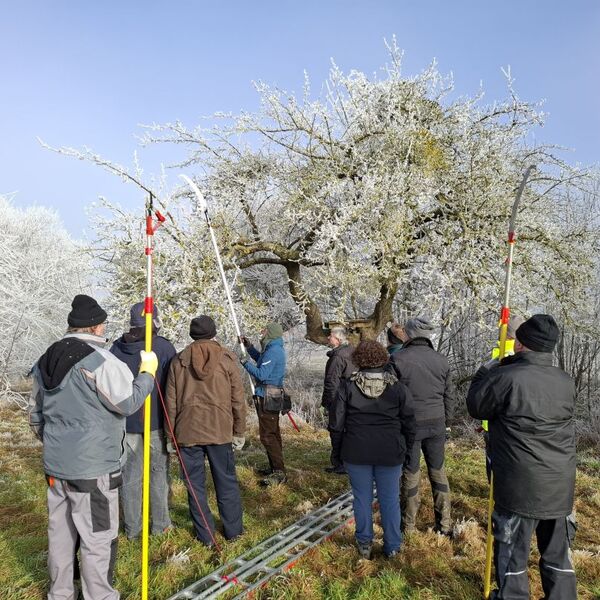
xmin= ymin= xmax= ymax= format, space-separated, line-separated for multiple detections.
xmin=352 ymin=340 xmax=389 ymax=369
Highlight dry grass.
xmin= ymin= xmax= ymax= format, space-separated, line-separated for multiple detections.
xmin=1 ymin=404 xmax=599 ymax=600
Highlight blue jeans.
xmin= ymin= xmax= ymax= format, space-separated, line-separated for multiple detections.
xmin=121 ymin=430 xmax=172 ymax=538
xmin=179 ymin=444 xmax=243 ymax=545
xmin=345 ymin=462 xmax=403 ymax=555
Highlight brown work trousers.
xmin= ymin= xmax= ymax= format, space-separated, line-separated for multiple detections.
xmin=256 ymin=397 xmax=286 ymax=472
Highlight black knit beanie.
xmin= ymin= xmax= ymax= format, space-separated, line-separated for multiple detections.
xmin=67 ymin=294 xmax=107 ymax=328
xmin=515 ymin=314 xmax=559 ymax=353
xmin=190 ymin=315 xmax=217 ymax=340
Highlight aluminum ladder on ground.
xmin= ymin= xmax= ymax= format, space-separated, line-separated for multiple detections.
xmin=167 ymin=490 xmax=356 ymax=599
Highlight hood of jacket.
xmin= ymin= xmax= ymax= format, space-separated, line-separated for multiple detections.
xmin=178 ymin=339 xmax=224 ymax=380
xmin=403 ymin=337 xmax=434 ymax=350
xmin=37 ymin=333 xmax=103 ymax=390
xmin=111 ymin=333 xmax=145 ymax=356
xmin=351 ymin=368 xmax=397 ymax=398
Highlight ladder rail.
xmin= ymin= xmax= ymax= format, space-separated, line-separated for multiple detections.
xmin=166 ymin=491 xmax=357 ymax=600
xmin=231 ymin=509 xmax=355 ymax=599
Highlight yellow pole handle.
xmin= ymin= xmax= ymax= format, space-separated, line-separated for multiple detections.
xmin=484 ymin=475 xmax=494 ymax=598
xmin=141 ymin=308 xmax=152 ymax=599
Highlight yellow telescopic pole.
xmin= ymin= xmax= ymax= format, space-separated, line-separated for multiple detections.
xmin=141 ymin=197 xmax=155 ymax=600
xmin=483 ymin=166 xmax=535 ymax=598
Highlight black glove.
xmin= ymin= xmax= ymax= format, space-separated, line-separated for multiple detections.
xmin=238 ymin=336 xmax=251 ymax=348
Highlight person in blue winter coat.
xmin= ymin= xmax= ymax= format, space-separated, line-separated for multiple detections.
xmin=110 ymin=302 xmax=176 ymax=539
xmin=240 ymin=322 xmax=287 ymax=486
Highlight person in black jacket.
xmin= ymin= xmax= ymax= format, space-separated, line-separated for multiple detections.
xmin=391 ymin=317 xmax=454 ymax=535
xmin=467 ymin=314 xmax=577 ymax=600
xmin=322 ymin=326 xmax=355 ymax=474
xmin=110 ymin=302 xmax=176 ymax=539
xmin=330 ymin=340 xmax=416 ymax=559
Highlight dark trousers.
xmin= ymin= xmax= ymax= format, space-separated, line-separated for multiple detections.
xmin=179 ymin=444 xmax=243 ymax=545
xmin=401 ymin=434 xmax=451 ymax=532
xmin=329 ymin=432 xmax=343 ymax=468
xmin=256 ymin=398 xmax=285 ymax=472
xmin=492 ymin=511 xmax=577 ymax=599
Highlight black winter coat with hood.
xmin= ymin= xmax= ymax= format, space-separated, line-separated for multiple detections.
xmin=329 ymin=368 xmax=417 ymax=466
xmin=390 ymin=338 xmax=454 ymax=438
xmin=467 ymin=351 xmax=576 ymax=519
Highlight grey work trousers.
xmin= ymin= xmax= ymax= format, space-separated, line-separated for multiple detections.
xmin=121 ymin=430 xmax=172 ymax=539
xmin=401 ymin=434 xmax=452 ymax=533
xmin=47 ymin=472 xmax=121 ymax=600
xmin=492 ymin=511 xmax=577 ymax=599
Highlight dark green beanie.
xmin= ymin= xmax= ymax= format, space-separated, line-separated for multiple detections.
xmin=261 ymin=322 xmax=284 ymax=350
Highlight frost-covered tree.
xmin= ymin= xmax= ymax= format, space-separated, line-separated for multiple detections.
xmin=49 ymin=44 xmax=598 ymax=345
xmin=0 ymin=195 xmax=90 ymax=386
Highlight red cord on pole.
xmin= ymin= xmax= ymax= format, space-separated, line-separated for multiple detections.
xmin=154 ymin=376 xmax=222 ymax=552
xmin=500 ymin=306 xmax=510 ymax=324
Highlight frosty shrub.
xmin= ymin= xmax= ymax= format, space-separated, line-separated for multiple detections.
xmin=0 ymin=195 xmax=90 ymax=390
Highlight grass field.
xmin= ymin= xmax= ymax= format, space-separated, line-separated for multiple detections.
xmin=1 ymin=404 xmax=599 ymax=600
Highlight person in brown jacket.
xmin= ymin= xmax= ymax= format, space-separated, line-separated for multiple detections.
xmin=165 ymin=315 xmax=246 ymax=546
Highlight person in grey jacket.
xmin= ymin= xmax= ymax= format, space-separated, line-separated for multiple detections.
xmin=467 ymin=314 xmax=577 ymax=600
xmin=322 ymin=326 xmax=355 ymax=474
xmin=390 ymin=317 xmax=454 ymax=535
xmin=29 ymin=294 xmax=157 ymax=600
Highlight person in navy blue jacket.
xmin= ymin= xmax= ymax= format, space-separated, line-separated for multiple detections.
xmin=241 ymin=322 xmax=287 ymax=485
xmin=110 ymin=302 xmax=176 ymax=539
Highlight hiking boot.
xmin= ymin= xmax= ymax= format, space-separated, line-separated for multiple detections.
xmin=261 ymin=470 xmax=288 ymax=486
xmin=385 ymin=548 xmax=400 ymax=559
xmin=324 ymin=465 xmax=347 ymax=475
xmin=433 ymin=525 xmax=453 ymax=538
xmin=255 ymin=465 xmax=273 ymax=476
xmin=357 ymin=541 xmax=373 ymax=560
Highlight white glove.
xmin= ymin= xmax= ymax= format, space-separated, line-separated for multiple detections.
xmin=232 ymin=436 xmax=245 ymax=451
xmin=139 ymin=350 xmax=158 ymax=376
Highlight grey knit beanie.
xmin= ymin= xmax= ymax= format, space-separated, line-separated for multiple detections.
xmin=403 ymin=317 xmax=434 ymax=340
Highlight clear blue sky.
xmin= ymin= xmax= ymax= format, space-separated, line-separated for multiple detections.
xmin=2 ymin=1 xmax=599 ymax=237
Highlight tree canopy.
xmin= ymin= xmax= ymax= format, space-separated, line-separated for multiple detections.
xmin=51 ymin=45 xmax=599 ymax=345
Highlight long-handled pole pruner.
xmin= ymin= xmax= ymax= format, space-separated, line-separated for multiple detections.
xmin=179 ymin=175 xmax=252 ymax=378
xmin=141 ymin=193 xmax=165 ymax=600
xmin=180 ymin=175 xmax=300 ymax=431
xmin=482 ymin=165 xmax=535 ymax=599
